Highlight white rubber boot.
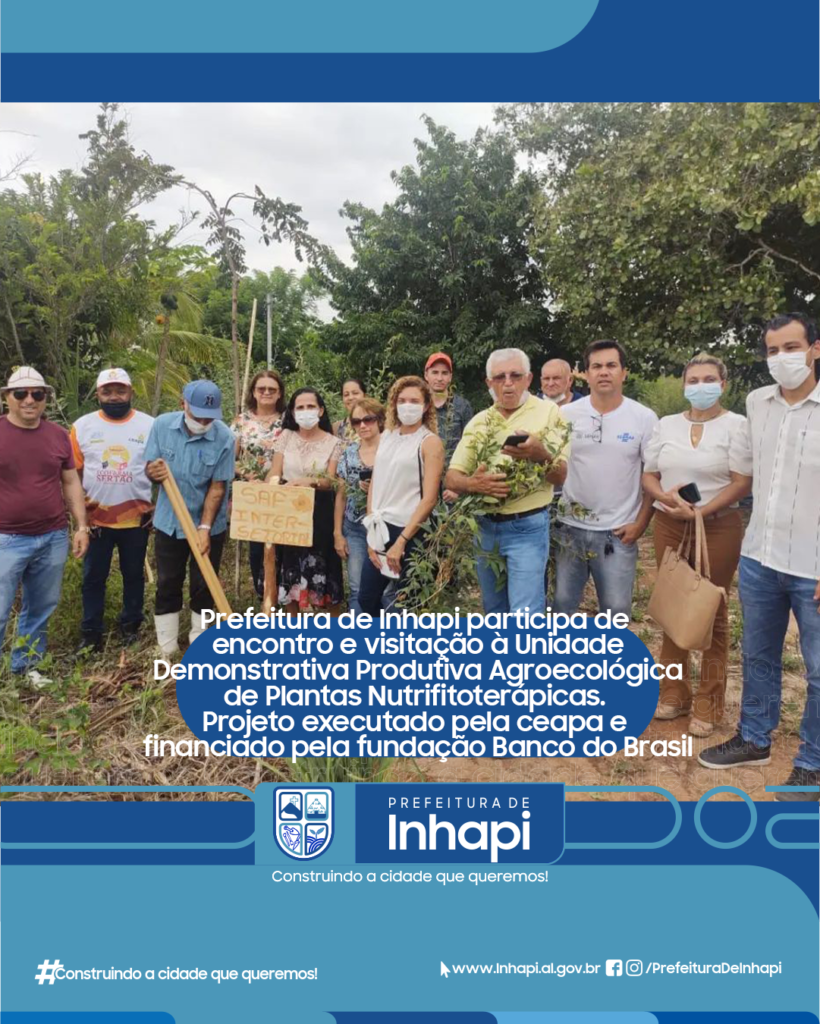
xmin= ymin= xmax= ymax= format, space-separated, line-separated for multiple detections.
xmin=189 ymin=611 xmax=205 ymax=646
xmin=154 ymin=612 xmax=180 ymax=656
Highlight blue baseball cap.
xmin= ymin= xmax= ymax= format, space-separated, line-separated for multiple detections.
xmin=183 ymin=379 xmax=223 ymax=419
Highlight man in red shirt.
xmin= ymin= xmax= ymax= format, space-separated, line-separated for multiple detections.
xmin=0 ymin=367 xmax=89 ymax=682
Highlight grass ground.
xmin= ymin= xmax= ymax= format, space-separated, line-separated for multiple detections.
xmin=0 ymin=534 xmax=806 ymax=801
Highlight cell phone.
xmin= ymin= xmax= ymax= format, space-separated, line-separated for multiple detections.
xmin=504 ymin=433 xmax=529 ymax=447
xmin=377 ymin=554 xmax=400 ymax=580
xmin=359 ymin=467 xmax=373 ymax=481
xmin=678 ymin=482 xmax=702 ymax=504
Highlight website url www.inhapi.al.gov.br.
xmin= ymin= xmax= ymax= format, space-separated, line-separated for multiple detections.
xmin=441 ymin=960 xmax=783 ymax=979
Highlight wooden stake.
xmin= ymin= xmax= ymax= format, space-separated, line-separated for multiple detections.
xmin=261 ymin=474 xmax=279 ymax=615
xmin=161 ymin=467 xmax=232 ymax=616
xmin=262 ymin=544 xmax=277 ymax=615
xmin=241 ymin=297 xmax=258 ymax=413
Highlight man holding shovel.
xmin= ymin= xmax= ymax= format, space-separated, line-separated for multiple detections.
xmin=145 ymin=380 xmax=235 ymax=654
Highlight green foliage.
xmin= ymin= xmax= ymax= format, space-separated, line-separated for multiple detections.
xmin=502 ymin=102 xmax=820 ymax=380
xmin=324 ymin=117 xmax=553 ymax=404
xmin=0 ymin=104 xmax=180 ymax=397
xmin=401 ymin=416 xmax=571 ymax=611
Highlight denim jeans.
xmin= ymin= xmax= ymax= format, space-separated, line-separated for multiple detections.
xmin=0 ymin=528 xmax=69 ymax=672
xmin=343 ymin=518 xmax=368 ymax=614
xmin=359 ymin=523 xmax=416 ymax=617
xmin=738 ymin=556 xmax=820 ymax=770
xmin=475 ymin=509 xmax=550 ymax=614
xmin=82 ymin=526 xmax=149 ymax=635
xmin=553 ymin=523 xmax=638 ymax=618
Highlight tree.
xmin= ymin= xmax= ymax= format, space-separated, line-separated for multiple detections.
xmin=180 ymin=182 xmax=334 ymax=413
xmin=324 ymin=117 xmax=553 ymax=400
xmin=196 ymin=266 xmax=324 ymax=375
xmin=503 ymin=102 xmax=820 ymax=378
xmin=0 ymin=103 xmax=180 ymax=402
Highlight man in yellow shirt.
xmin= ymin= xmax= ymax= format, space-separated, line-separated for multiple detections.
xmin=446 ymin=348 xmax=569 ymax=613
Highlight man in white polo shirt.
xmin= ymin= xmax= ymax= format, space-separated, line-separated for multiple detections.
xmin=700 ymin=313 xmax=820 ymax=801
xmin=554 ymin=339 xmax=658 ymax=618
xmin=71 ymin=368 xmax=154 ymax=651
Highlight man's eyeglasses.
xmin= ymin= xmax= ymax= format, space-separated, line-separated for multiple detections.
xmin=590 ymin=414 xmax=603 ymax=443
xmin=11 ymin=389 xmax=47 ymax=402
xmin=489 ymin=372 xmax=526 ymax=384
xmin=351 ymin=414 xmax=378 ymax=427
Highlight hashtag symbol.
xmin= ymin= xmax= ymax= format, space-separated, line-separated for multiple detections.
xmin=35 ymin=959 xmax=62 ymax=985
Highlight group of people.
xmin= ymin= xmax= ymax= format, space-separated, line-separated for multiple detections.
xmin=1 ymin=312 xmax=818 ymax=799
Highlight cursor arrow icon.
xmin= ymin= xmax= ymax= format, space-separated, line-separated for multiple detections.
xmin=440 ymin=962 xmax=450 ymax=978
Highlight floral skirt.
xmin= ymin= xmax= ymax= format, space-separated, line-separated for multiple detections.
xmin=277 ymin=490 xmax=344 ymax=609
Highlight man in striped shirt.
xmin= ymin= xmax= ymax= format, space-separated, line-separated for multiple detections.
xmin=699 ymin=313 xmax=820 ymax=800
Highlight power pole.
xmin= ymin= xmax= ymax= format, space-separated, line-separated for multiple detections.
xmin=266 ymin=292 xmax=272 ymax=369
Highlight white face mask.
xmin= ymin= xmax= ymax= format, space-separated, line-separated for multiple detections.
xmin=397 ymin=402 xmax=424 ymax=425
xmin=184 ymin=414 xmax=212 ymax=435
xmin=768 ymin=351 xmax=813 ymax=391
xmin=294 ymin=409 xmax=321 ymax=430
xmin=551 ymin=392 xmax=566 ymax=404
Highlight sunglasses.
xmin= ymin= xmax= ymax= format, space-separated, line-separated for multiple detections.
xmin=351 ymin=414 xmax=378 ymax=427
xmin=255 ymin=386 xmax=280 ymax=394
xmin=11 ymin=389 xmax=47 ymax=402
xmin=489 ymin=372 xmax=526 ymax=384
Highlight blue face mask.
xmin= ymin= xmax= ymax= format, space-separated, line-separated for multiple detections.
xmin=684 ymin=382 xmax=723 ymax=410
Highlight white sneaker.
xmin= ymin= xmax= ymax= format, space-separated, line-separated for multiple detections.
xmin=24 ymin=669 xmax=53 ymax=689
xmin=154 ymin=612 xmax=180 ymax=656
xmin=654 ymin=703 xmax=688 ymax=720
xmin=189 ymin=611 xmax=205 ymax=646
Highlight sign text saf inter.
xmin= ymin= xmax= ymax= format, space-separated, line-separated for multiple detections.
xmin=230 ymin=481 xmax=314 ymax=546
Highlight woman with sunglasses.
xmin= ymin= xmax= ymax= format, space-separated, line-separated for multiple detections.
xmin=231 ymin=370 xmax=286 ymax=599
xmin=333 ymin=378 xmax=367 ymax=443
xmin=333 ymin=398 xmax=385 ymax=613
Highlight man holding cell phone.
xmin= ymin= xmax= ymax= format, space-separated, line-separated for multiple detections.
xmin=445 ymin=348 xmax=569 ymax=614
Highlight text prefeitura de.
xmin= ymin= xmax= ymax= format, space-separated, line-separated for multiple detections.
xmin=199 ymin=607 xmax=631 ymax=635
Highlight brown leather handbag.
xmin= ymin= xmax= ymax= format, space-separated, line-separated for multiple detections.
xmin=647 ymin=510 xmax=726 ymax=651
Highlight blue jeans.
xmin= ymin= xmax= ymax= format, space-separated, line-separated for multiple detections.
xmin=82 ymin=526 xmax=149 ymax=635
xmin=553 ymin=523 xmax=638 ymax=618
xmin=738 ymin=556 xmax=820 ymax=770
xmin=343 ymin=518 xmax=369 ymax=614
xmin=475 ymin=509 xmax=550 ymax=614
xmin=0 ymin=528 xmax=69 ymax=672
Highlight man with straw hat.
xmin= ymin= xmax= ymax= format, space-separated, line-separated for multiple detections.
xmin=0 ymin=367 xmax=89 ymax=683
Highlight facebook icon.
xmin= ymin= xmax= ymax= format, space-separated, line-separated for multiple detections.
xmin=606 ymin=960 xmax=623 ymax=976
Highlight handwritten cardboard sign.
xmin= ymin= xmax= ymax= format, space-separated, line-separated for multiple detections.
xmin=230 ymin=482 xmax=314 ymax=546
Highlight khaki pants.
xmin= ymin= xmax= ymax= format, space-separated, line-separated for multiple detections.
xmin=652 ymin=509 xmax=743 ymax=723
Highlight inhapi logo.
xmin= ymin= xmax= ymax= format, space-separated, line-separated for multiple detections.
xmin=35 ymin=959 xmax=62 ymax=984
xmin=356 ymin=784 xmax=565 ymax=864
xmin=275 ymin=787 xmax=334 ymax=860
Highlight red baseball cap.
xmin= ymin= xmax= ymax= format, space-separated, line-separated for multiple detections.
xmin=425 ymin=352 xmax=453 ymax=372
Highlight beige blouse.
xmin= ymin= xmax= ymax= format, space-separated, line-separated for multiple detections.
xmin=273 ymin=429 xmax=342 ymax=482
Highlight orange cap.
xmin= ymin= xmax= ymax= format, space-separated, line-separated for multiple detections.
xmin=425 ymin=352 xmax=453 ymax=372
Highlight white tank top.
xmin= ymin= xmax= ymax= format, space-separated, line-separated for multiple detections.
xmin=370 ymin=426 xmax=431 ymax=528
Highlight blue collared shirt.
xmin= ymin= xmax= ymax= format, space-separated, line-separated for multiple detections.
xmin=144 ymin=412 xmax=235 ymax=539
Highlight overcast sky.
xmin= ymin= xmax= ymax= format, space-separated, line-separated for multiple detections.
xmin=0 ymin=103 xmax=500 ymax=290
